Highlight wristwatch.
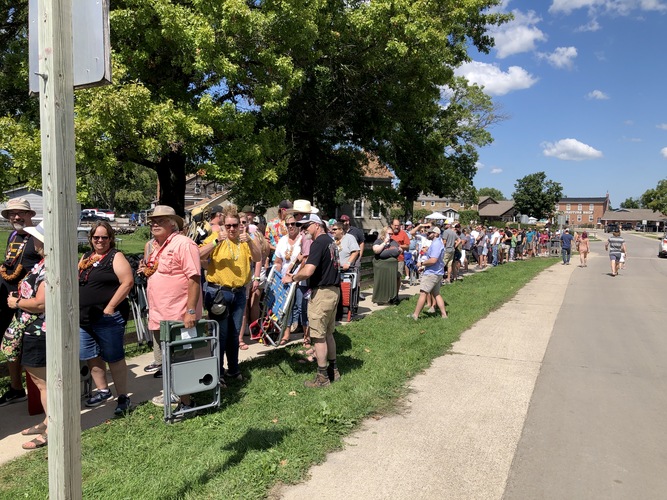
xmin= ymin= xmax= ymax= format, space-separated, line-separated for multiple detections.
xmin=186 ymin=309 xmax=196 ymax=315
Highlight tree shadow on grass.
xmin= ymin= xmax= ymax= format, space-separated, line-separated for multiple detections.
xmin=167 ymin=427 xmax=291 ymax=499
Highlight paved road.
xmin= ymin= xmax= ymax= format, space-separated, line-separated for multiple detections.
xmin=505 ymin=233 xmax=667 ymax=499
xmin=278 ymin=234 xmax=667 ymax=499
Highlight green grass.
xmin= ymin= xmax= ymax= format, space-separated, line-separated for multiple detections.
xmin=0 ymin=257 xmax=557 ymax=499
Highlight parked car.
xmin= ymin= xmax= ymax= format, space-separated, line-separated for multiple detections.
xmin=80 ymin=209 xmax=106 ymax=222
xmin=635 ymin=224 xmax=644 ymax=232
xmin=82 ymin=208 xmax=113 ymax=221
xmin=605 ymin=223 xmax=619 ymax=233
xmin=659 ymin=233 xmax=667 ymax=258
xmin=621 ymin=222 xmax=633 ymax=231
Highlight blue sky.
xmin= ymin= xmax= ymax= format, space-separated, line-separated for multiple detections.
xmin=455 ymin=0 xmax=667 ymax=207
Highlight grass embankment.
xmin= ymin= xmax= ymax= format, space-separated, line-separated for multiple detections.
xmin=0 ymin=257 xmax=557 ymax=499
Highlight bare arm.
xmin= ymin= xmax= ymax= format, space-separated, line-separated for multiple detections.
xmin=104 ymin=252 xmax=135 ymax=315
xmin=183 ymin=276 xmax=201 ymax=329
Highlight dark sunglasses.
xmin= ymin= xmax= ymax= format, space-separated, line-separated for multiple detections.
xmin=224 ymin=223 xmax=239 ymax=229
xmin=92 ymin=236 xmax=109 ymax=240
xmin=285 ymin=222 xmax=297 ymax=227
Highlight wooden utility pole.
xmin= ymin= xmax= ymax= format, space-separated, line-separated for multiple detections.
xmin=37 ymin=0 xmax=82 ymax=497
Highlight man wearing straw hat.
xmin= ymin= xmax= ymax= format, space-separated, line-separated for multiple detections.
xmin=0 ymin=198 xmax=42 ymax=406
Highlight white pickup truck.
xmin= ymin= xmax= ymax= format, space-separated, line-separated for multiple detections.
xmin=81 ymin=208 xmax=115 ymax=222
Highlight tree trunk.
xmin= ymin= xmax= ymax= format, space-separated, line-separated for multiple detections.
xmin=155 ymin=152 xmax=187 ymax=216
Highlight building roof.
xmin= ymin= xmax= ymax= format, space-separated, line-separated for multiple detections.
xmin=601 ymin=208 xmax=667 ymax=222
xmin=479 ymin=200 xmax=515 ymax=217
xmin=361 ymin=153 xmax=394 ymax=180
xmin=558 ymin=197 xmax=608 ymax=204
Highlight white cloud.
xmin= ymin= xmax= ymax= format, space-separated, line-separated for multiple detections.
xmin=549 ymin=0 xmax=667 ymax=15
xmin=661 ymin=147 xmax=667 ymax=158
xmin=542 ymin=138 xmax=603 ymax=160
xmin=491 ymin=10 xmax=547 ymax=58
xmin=491 ymin=168 xmax=503 ymax=174
xmin=455 ymin=61 xmax=538 ymax=96
xmin=538 ymin=46 xmax=578 ymax=69
xmin=476 ymin=161 xmax=485 ymax=170
xmin=586 ymin=89 xmax=609 ymax=100
xmin=576 ymin=18 xmax=601 ymax=32
xmin=657 ymin=123 xmax=667 ymax=130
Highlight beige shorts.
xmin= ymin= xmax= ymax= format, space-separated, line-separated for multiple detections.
xmin=420 ymin=273 xmax=442 ymax=295
xmin=443 ymin=250 xmax=455 ymax=268
xmin=307 ymin=286 xmax=340 ymax=340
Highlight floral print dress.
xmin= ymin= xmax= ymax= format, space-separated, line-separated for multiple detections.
xmin=0 ymin=259 xmax=46 ymax=361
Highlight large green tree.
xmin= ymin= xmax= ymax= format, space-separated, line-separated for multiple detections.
xmin=512 ymin=171 xmax=563 ymax=220
xmin=641 ymin=179 xmax=667 ymax=214
xmin=477 ymin=187 xmax=506 ymax=200
xmin=619 ymin=197 xmax=640 ymax=209
xmin=1 ymin=0 xmax=509 ymax=214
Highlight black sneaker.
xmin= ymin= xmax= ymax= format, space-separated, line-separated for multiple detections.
xmin=114 ymin=395 xmax=131 ymax=416
xmin=0 ymin=387 xmax=27 ymax=407
xmin=143 ymin=362 xmax=161 ymax=373
xmin=85 ymin=390 xmax=112 ymax=407
xmin=153 ymin=369 xmax=163 ymax=379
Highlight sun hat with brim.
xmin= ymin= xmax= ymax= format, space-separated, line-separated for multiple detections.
xmin=296 ymin=213 xmax=323 ymax=226
xmin=24 ymin=221 xmax=45 ymax=243
xmin=1 ymin=197 xmax=36 ymax=219
xmin=147 ymin=205 xmax=184 ymax=231
xmin=287 ymin=199 xmax=319 ymax=215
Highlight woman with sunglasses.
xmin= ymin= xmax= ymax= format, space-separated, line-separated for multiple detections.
xmin=273 ymin=215 xmax=307 ymax=344
xmin=78 ymin=221 xmax=134 ymax=415
xmin=200 ymin=205 xmax=263 ymax=385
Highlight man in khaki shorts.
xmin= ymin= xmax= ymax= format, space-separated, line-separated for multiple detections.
xmin=408 ymin=227 xmax=447 ymax=320
xmin=283 ymin=213 xmax=341 ymax=388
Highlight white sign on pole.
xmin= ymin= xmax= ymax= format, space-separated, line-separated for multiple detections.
xmin=29 ymin=0 xmax=111 ymax=93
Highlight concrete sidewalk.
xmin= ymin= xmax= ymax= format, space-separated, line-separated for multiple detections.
xmin=276 ymin=261 xmax=575 ymax=499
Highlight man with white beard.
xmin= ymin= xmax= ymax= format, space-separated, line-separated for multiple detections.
xmin=0 ymin=198 xmax=43 ymax=406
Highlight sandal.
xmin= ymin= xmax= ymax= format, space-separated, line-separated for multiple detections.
xmin=21 ymin=422 xmax=47 ymax=436
xmin=22 ymin=433 xmax=47 ymax=450
xmin=239 ymin=341 xmax=249 ymax=350
xmin=279 ymin=338 xmax=289 ymax=345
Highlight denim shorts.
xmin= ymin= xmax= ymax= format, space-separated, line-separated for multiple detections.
xmin=80 ymin=311 xmax=126 ymax=363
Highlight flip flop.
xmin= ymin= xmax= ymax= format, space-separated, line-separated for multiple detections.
xmin=22 ymin=433 xmax=47 ymax=450
xmin=21 ymin=422 xmax=47 ymax=436
xmin=239 ymin=342 xmax=249 ymax=350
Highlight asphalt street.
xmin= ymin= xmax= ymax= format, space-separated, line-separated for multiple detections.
xmin=277 ymin=233 xmax=667 ymax=499
xmin=504 ymin=233 xmax=667 ymax=499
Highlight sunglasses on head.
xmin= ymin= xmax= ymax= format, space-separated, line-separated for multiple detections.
xmin=225 ymin=223 xmax=239 ymax=229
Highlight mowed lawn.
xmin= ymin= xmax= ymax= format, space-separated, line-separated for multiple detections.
xmin=0 ymin=256 xmax=558 ymax=499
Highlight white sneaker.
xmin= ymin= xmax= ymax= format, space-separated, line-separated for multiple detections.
xmin=151 ymin=393 xmax=180 ymax=407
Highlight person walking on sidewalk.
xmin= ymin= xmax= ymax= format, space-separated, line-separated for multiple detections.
xmin=408 ymin=227 xmax=447 ymax=320
xmin=282 ymin=213 xmax=341 ymax=388
xmin=560 ymin=228 xmax=574 ymax=265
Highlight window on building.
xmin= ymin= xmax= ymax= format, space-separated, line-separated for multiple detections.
xmin=354 ymin=200 xmax=363 ymax=218
xmin=589 ymin=215 xmax=594 ymax=222
xmin=577 ymin=204 xmax=582 ymax=211
xmin=460 ymin=202 xmax=465 ymax=209
xmin=577 ymin=215 xmax=582 ymax=222
xmin=446 ymin=201 xmax=450 ymax=207
xmin=566 ymin=203 xmax=571 ymax=210
xmin=589 ymin=204 xmax=594 ymax=210
xmin=371 ymin=202 xmax=382 ymax=219
xmin=430 ymin=201 xmax=435 ymax=207
xmin=421 ymin=201 xmax=425 ymax=207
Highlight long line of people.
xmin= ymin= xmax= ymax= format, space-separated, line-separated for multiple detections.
xmin=0 ymin=196 xmax=573 ymax=450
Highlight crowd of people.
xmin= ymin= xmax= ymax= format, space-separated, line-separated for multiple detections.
xmin=0 ymin=195 xmax=620 ymax=450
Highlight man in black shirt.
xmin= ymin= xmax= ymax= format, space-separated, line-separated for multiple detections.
xmin=283 ymin=213 xmax=341 ymax=388
xmin=0 ymin=198 xmax=42 ymax=406
xmin=339 ymin=215 xmax=364 ymax=268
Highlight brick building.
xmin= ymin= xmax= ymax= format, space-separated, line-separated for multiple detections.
xmin=556 ymin=195 xmax=610 ymax=228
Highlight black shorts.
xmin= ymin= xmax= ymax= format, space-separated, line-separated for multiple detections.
xmin=21 ymin=334 xmax=47 ymax=368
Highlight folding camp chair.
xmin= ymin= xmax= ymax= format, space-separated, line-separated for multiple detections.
xmin=160 ymin=319 xmax=220 ymax=423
